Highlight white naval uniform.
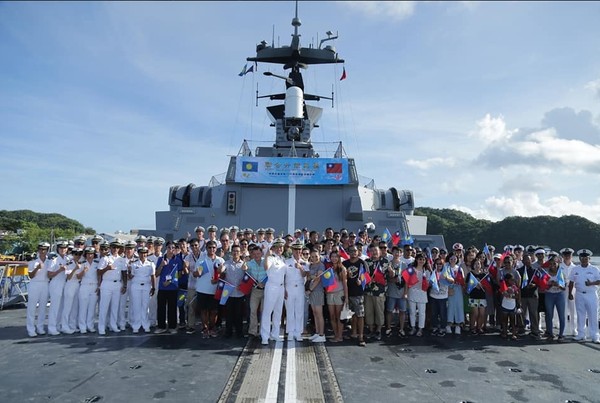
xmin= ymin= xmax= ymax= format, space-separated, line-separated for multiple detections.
xmin=61 ymin=259 xmax=82 ymax=333
xmin=560 ymin=261 xmax=578 ymax=336
xmin=116 ymin=256 xmax=132 ymax=329
xmin=129 ymin=259 xmax=155 ymax=332
xmin=569 ymin=264 xmax=600 ymax=342
xmin=147 ymin=253 xmax=161 ymax=326
xmin=26 ymin=257 xmax=54 ymax=336
xmin=260 ymin=254 xmax=287 ymax=343
xmin=47 ymin=254 xmax=68 ymax=334
xmin=284 ymin=257 xmax=308 ymax=340
xmin=78 ymin=259 xmax=99 ymax=333
xmin=98 ymin=254 xmax=123 ymax=334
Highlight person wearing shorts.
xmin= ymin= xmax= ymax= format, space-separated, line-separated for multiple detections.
xmin=343 ymin=246 xmax=367 ymax=346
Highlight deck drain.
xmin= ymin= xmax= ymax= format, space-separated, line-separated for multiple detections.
xmin=509 ymin=368 xmax=522 ymax=373
xmin=425 ymin=369 xmax=437 ymax=374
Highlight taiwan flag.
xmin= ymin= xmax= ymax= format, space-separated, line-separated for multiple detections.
xmin=402 ymin=267 xmax=419 ymax=287
xmin=421 ymin=273 xmax=430 ymax=291
xmin=338 ymin=246 xmax=350 ymax=260
xmin=391 ymin=231 xmax=401 ymax=247
xmin=480 ymin=274 xmax=493 ymax=295
xmin=372 ymin=266 xmax=386 ymax=285
xmin=454 ymin=268 xmax=465 ymax=287
xmin=214 ymin=280 xmax=225 ymax=301
xmin=498 ymin=278 xmax=508 ymax=294
xmin=242 ymin=161 xmax=258 ymax=172
xmin=219 ymin=282 xmax=236 ymax=305
xmin=532 ymin=269 xmax=550 ymax=291
xmin=326 ymin=162 xmax=343 ymax=174
xmin=488 ymin=263 xmax=498 ymax=279
xmin=238 ymin=272 xmax=257 ymax=296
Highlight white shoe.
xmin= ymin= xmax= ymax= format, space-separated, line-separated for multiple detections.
xmin=132 ymin=329 xmax=139 ymax=334
xmin=168 ymin=328 xmax=178 ymax=334
xmin=99 ymin=331 xmax=106 ymax=336
xmin=309 ymin=333 xmax=319 ymax=341
xmin=62 ymin=328 xmax=75 ymax=335
xmin=593 ymin=338 xmax=600 ymax=344
xmin=110 ymin=328 xmax=121 ymax=333
xmin=154 ymin=328 xmax=167 ymax=334
xmin=80 ymin=330 xmax=87 ymax=334
xmin=28 ymin=332 xmax=37 ymax=338
xmin=312 ymin=335 xmax=326 ymax=343
xmin=446 ymin=326 xmax=452 ymax=334
xmin=261 ymin=339 xmax=269 ymax=345
xmin=144 ymin=328 xmax=151 ymax=333
xmin=48 ymin=330 xmax=60 ymax=336
xmin=455 ymin=326 xmax=461 ymax=335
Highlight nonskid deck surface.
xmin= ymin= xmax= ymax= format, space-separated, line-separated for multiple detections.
xmin=1 ymin=306 xmax=599 ymax=403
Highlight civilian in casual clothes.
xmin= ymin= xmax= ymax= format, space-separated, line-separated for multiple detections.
xmin=544 ymin=257 xmax=567 ymax=342
xmin=306 ymin=249 xmax=326 ymax=343
xmin=429 ymin=258 xmax=448 ymax=336
xmin=223 ymin=244 xmax=247 ymax=338
xmin=326 ymin=251 xmax=348 ymax=342
xmin=385 ymin=246 xmax=407 ymax=337
xmin=405 ymin=253 xmax=431 ymax=337
xmin=517 ymin=254 xmax=540 ymax=338
xmin=343 ymin=245 xmax=368 ymax=346
xmin=467 ymin=259 xmax=487 ymax=335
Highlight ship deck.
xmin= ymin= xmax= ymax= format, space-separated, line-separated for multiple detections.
xmin=0 ymin=305 xmax=599 ymax=403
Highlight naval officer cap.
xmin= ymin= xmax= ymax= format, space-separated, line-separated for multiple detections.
xmin=513 ymin=245 xmax=524 ymax=251
xmin=577 ymin=249 xmax=593 ymax=257
xmin=207 ymin=225 xmax=218 ymax=233
xmin=137 ymin=246 xmax=149 ymax=254
xmin=84 ymin=247 xmax=96 ymax=255
xmin=272 ymin=238 xmax=285 ymax=247
xmin=38 ymin=241 xmax=51 ymax=250
xmin=72 ymin=247 xmax=84 ymax=255
xmin=99 ymin=240 xmax=110 ymax=249
xmin=147 ymin=236 xmax=156 ymax=244
xmin=194 ymin=226 xmax=205 ymax=233
xmin=110 ymin=239 xmax=124 ymax=247
xmin=265 ymin=228 xmax=275 ymax=234
xmin=56 ymin=240 xmax=69 ymax=248
xmin=548 ymin=251 xmax=559 ymax=259
xmin=134 ymin=235 xmax=147 ymax=243
xmin=220 ymin=227 xmax=230 ymax=235
xmin=154 ymin=237 xmax=165 ymax=245
xmin=91 ymin=235 xmax=104 ymax=243
xmin=291 ymin=240 xmax=305 ymax=250
xmin=560 ymin=248 xmax=574 ymax=255
xmin=243 ymin=228 xmax=254 ymax=235
xmin=124 ymin=240 xmax=136 ymax=249
xmin=257 ymin=228 xmax=265 ymax=234
xmin=230 ymin=226 xmax=239 ymax=232
xmin=73 ymin=235 xmax=87 ymax=244
xmin=525 ymin=245 xmax=536 ymax=254
xmin=294 ymin=229 xmax=302 ymax=234
xmin=535 ymin=249 xmax=546 ymax=255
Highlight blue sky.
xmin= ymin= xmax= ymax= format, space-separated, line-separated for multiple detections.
xmin=2 ymin=1 xmax=600 ymax=233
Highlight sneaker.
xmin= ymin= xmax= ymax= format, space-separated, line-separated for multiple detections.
xmin=410 ymin=328 xmax=417 ymax=336
xmin=455 ymin=326 xmax=461 ymax=335
xmin=358 ymin=339 xmax=366 ymax=347
xmin=309 ymin=333 xmax=320 ymax=341
xmin=431 ymin=328 xmax=438 ymax=336
xmin=438 ymin=330 xmax=446 ymax=337
xmin=385 ymin=328 xmax=392 ymax=337
xmin=62 ymin=328 xmax=75 ymax=335
xmin=168 ymin=328 xmax=178 ymax=334
xmin=48 ymin=330 xmax=60 ymax=336
xmin=313 ymin=335 xmax=326 ymax=343
xmin=186 ymin=328 xmax=196 ymax=335
xmin=28 ymin=332 xmax=37 ymax=338
xmin=261 ymin=339 xmax=269 ymax=345
xmin=446 ymin=326 xmax=452 ymax=334
xmin=593 ymin=338 xmax=600 ymax=344
xmin=110 ymin=328 xmax=121 ymax=333
xmin=132 ymin=329 xmax=139 ymax=334
xmin=375 ymin=332 xmax=382 ymax=341
xmin=80 ymin=330 xmax=87 ymax=335
xmin=154 ymin=328 xmax=167 ymax=334
xmin=99 ymin=331 xmax=106 ymax=336
xmin=398 ymin=329 xmax=406 ymax=337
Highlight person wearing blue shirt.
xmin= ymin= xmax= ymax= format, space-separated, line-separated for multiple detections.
xmin=155 ymin=241 xmax=184 ymax=334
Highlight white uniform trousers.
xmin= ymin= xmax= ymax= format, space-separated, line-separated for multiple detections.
xmin=148 ymin=289 xmax=158 ymax=326
xmin=118 ymin=287 xmax=130 ymax=329
xmin=285 ymin=286 xmax=305 ymax=338
xmin=78 ymin=283 xmax=98 ymax=332
xmin=564 ymin=290 xmax=577 ymax=336
xmin=98 ymin=282 xmax=122 ymax=333
xmin=47 ymin=279 xmax=65 ymax=333
xmin=260 ymin=284 xmax=285 ymax=342
xmin=26 ymin=281 xmax=49 ymax=336
xmin=60 ymin=281 xmax=79 ymax=332
xmin=129 ymin=285 xmax=151 ymax=332
xmin=575 ymin=291 xmax=599 ymax=341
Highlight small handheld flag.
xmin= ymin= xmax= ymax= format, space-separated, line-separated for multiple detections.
xmin=402 ymin=266 xmax=419 ymax=287
xmin=466 ymin=273 xmax=480 ymax=294
xmin=556 ymin=267 xmax=566 ymax=288
xmin=430 ymin=271 xmax=440 ymax=293
xmin=521 ymin=268 xmax=529 ymax=289
xmin=220 ymin=282 xmax=236 ymax=305
xmin=238 ymin=272 xmax=257 ymax=295
xmin=421 ymin=272 xmax=430 ymax=291
xmin=359 ymin=266 xmax=371 ymax=290
xmin=382 ymin=228 xmax=392 ymax=244
xmin=391 ymin=231 xmax=401 ymax=247
xmin=480 ymin=274 xmax=493 ymax=294
xmin=214 ymin=280 xmax=225 ymax=301
xmin=321 ymin=268 xmax=337 ymax=288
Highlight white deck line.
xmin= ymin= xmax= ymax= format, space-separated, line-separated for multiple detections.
xmin=265 ymin=339 xmax=284 ymax=403
xmin=285 ymin=339 xmax=297 ymax=402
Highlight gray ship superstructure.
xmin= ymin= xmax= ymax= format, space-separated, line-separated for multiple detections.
xmin=150 ymin=6 xmax=440 ymax=246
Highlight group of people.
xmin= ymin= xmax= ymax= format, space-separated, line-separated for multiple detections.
xmin=25 ymin=225 xmax=600 ymax=347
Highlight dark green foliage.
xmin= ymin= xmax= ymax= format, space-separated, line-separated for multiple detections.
xmin=415 ymin=208 xmax=600 ymax=252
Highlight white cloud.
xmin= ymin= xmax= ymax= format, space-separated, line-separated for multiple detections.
xmin=585 ymin=78 xmax=600 ymax=98
xmin=343 ymin=1 xmax=416 ymax=21
xmin=452 ymin=192 xmax=600 ymax=223
xmin=405 ymin=157 xmax=456 ymax=170
xmin=470 ymin=113 xmax=515 ymax=143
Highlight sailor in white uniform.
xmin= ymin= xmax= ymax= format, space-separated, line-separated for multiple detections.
xmin=147 ymin=237 xmax=164 ymax=327
xmin=117 ymin=240 xmax=137 ymax=330
xmin=47 ymin=240 xmax=69 ymax=335
xmin=559 ymin=248 xmax=578 ymax=336
xmin=97 ymin=240 xmax=127 ymax=335
xmin=78 ymin=247 xmax=99 ymax=333
xmin=568 ymin=249 xmax=600 ymax=343
xmin=128 ymin=246 xmax=156 ymax=333
xmin=26 ymin=242 xmax=53 ymax=337
xmin=60 ymin=248 xmax=84 ymax=334
xmin=284 ymin=240 xmax=309 ymax=341
xmin=260 ymin=238 xmax=287 ymax=345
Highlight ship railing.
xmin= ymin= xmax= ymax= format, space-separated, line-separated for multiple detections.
xmin=237 ymin=140 xmax=348 ymax=159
